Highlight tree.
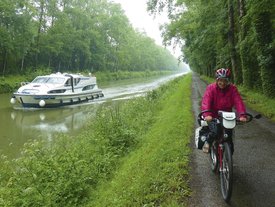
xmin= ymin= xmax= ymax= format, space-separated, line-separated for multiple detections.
xmin=0 ymin=0 xmax=180 ymax=75
xmin=251 ymin=0 xmax=275 ymax=97
xmin=147 ymin=0 xmax=275 ymax=97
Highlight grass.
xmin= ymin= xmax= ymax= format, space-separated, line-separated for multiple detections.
xmin=87 ymin=74 xmax=193 ymax=206
xmin=238 ymin=86 xmax=275 ymax=121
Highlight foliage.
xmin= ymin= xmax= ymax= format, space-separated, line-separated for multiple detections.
xmin=0 ymin=74 xmax=193 ymax=206
xmin=147 ymin=0 xmax=275 ymax=98
xmin=0 ymin=0 xmax=180 ymax=76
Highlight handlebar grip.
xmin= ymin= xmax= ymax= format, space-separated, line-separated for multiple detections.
xmin=198 ymin=110 xmax=213 ymax=120
xmin=238 ymin=113 xmax=253 ymax=123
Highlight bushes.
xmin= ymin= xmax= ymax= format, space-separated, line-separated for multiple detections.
xmin=0 ymin=67 xmax=52 ymax=93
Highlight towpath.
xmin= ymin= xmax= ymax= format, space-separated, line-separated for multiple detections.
xmin=188 ymin=72 xmax=275 ymax=207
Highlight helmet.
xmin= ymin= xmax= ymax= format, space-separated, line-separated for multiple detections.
xmin=215 ymin=68 xmax=231 ymax=80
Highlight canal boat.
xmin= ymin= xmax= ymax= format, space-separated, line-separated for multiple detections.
xmin=10 ymin=72 xmax=104 ymax=108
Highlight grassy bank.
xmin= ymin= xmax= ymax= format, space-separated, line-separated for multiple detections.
xmin=0 ymin=74 xmax=193 ymax=206
xmin=88 ymin=74 xmax=193 ymax=206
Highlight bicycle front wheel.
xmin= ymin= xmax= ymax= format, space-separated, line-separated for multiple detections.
xmin=210 ymin=141 xmax=218 ymax=173
xmin=220 ymin=142 xmax=233 ymax=202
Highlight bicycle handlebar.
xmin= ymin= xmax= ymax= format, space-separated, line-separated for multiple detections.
xmin=197 ymin=110 xmax=261 ymax=124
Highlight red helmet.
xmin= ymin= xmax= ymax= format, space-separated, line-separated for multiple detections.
xmin=215 ymin=68 xmax=231 ymax=80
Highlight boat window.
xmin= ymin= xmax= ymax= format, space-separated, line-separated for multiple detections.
xmin=65 ymin=79 xmax=71 ymax=86
xmin=32 ymin=77 xmax=49 ymax=83
xmin=74 ymin=78 xmax=81 ymax=86
xmin=48 ymin=89 xmax=66 ymax=94
xmin=46 ymin=77 xmax=65 ymax=84
xmin=82 ymin=85 xmax=95 ymax=91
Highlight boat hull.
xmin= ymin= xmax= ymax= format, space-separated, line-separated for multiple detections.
xmin=12 ymin=90 xmax=104 ymax=108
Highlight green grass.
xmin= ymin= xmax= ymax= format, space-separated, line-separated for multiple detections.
xmin=88 ymin=74 xmax=193 ymax=207
xmin=238 ymin=86 xmax=275 ymax=121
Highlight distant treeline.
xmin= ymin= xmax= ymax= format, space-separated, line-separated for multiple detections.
xmin=0 ymin=0 xmax=181 ymax=76
xmin=0 ymin=69 xmax=178 ymax=93
xmin=148 ymin=0 xmax=275 ymax=98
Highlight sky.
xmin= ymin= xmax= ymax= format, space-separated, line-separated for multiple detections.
xmin=111 ymin=0 xmax=182 ymax=57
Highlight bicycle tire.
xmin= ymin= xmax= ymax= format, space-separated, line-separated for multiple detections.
xmin=210 ymin=142 xmax=218 ymax=173
xmin=220 ymin=142 xmax=233 ymax=202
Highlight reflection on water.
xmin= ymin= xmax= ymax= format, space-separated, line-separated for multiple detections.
xmin=0 ymin=98 xmax=100 ymax=158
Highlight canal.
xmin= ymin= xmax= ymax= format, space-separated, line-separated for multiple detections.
xmin=0 ymin=73 xmax=187 ymax=158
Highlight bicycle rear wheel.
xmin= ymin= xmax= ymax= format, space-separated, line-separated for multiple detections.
xmin=220 ymin=142 xmax=233 ymax=202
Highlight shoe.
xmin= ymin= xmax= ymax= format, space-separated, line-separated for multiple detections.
xmin=203 ymin=142 xmax=210 ymax=153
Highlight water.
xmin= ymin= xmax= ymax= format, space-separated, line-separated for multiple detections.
xmin=0 ymin=72 xmax=187 ymax=158
xmin=0 ymin=94 xmax=101 ymax=158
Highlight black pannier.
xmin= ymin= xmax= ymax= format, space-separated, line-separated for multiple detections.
xmin=195 ymin=126 xmax=209 ymax=149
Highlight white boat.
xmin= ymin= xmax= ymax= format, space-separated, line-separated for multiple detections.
xmin=10 ymin=72 xmax=104 ymax=108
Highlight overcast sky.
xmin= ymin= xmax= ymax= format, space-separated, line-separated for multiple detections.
xmin=112 ymin=1 xmax=173 ymax=45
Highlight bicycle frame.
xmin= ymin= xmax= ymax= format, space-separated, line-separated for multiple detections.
xmin=215 ymin=127 xmax=232 ymax=172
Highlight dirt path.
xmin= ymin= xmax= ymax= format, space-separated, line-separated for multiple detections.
xmin=188 ymin=72 xmax=275 ymax=207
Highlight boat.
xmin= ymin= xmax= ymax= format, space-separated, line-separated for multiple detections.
xmin=10 ymin=72 xmax=104 ymax=108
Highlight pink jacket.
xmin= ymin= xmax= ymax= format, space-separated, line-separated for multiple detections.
xmin=201 ymin=83 xmax=246 ymax=118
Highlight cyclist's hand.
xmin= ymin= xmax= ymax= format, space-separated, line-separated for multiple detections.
xmin=239 ymin=117 xmax=247 ymax=122
xmin=205 ymin=116 xmax=213 ymax=122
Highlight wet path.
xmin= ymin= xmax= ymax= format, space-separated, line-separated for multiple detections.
xmin=189 ymin=73 xmax=275 ymax=207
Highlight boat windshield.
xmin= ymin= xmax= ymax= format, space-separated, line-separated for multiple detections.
xmin=32 ymin=77 xmax=65 ymax=84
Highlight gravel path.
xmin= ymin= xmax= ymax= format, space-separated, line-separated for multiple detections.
xmin=188 ymin=72 xmax=275 ymax=207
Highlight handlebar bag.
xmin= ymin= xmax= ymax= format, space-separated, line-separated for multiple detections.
xmin=219 ymin=111 xmax=236 ymax=129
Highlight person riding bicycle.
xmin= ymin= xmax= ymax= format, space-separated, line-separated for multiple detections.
xmin=201 ymin=68 xmax=247 ymax=153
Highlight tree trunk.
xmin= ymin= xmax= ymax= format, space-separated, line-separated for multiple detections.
xmin=2 ymin=50 xmax=7 ymax=77
xmin=238 ymin=0 xmax=251 ymax=88
xmin=35 ymin=0 xmax=46 ymax=68
xmin=228 ymin=0 xmax=241 ymax=84
xmin=48 ymin=57 xmax=51 ymax=68
xmin=238 ymin=0 xmax=245 ymax=18
xmin=21 ymin=56 xmax=25 ymax=71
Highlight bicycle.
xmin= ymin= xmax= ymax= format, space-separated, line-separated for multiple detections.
xmin=197 ymin=110 xmax=261 ymax=202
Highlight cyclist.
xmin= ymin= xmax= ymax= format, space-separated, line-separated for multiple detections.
xmin=201 ymin=68 xmax=247 ymax=153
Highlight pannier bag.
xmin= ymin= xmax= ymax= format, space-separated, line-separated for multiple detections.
xmin=195 ymin=126 xmax=208 ymax=149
